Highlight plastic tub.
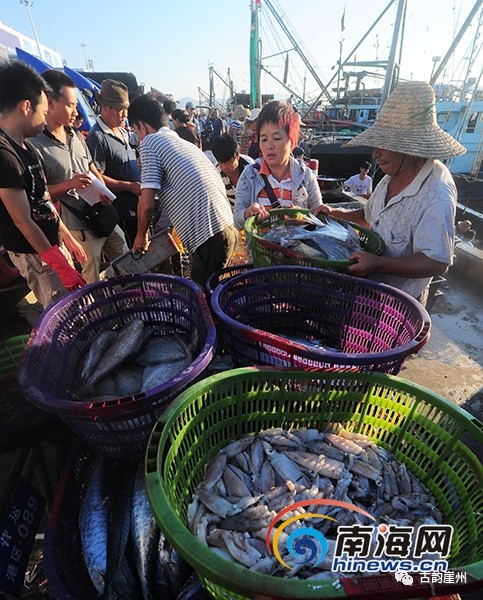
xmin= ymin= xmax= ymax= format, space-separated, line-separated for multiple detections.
xmin=211 ymin=266 xmax=430 ymax=374
xmin=244 ymin=208 xmax=383 ymax=271
xmin=146 ymin=367 xmax=483 ymax=599
xmin=18 ymin=274 xmax=216 ymax=460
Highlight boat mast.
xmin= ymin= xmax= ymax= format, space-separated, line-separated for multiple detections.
xmin=263 ymin=0 xmax=332 ymax=102
xmin=430 ymin=0 xmax=483 ymax=85
xmin=381 ymin=0 xmax=407 ymax=105
xmin=250 ymin=0 xmax=261 ymax=108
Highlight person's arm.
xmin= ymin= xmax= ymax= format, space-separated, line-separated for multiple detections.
xmin=132 ymin=188 xmax=156 ymax=253
xmin=98 ymin=172 xmax=141 ymax=195
xmin=306 ymin=170 xmax=323 ymax=210
xmin=347 ymin=251 xmax=449 ymax=279
xmin=57 ymin=216 xmax=88 ymax=264
xmin=0 ymin=187 xmax=85 ymax=288
xmin=233 ymin=167 xmax=269 ymax=229
xmin=314 ymin=204 xmax=368 ymax=227
xmin=46 ymin=172 xmax=93 ymax=199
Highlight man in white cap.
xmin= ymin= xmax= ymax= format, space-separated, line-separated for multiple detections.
xmin=316 ymin=80 xmax=466 ymax=304
xmin=185 ymin=101 xmax=200 ymax=134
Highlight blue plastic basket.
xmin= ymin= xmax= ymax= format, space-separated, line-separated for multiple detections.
xmin=18 ymin=274 xmax=216 ymax=460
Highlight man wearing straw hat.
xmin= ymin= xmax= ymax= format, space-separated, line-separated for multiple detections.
xmin=316 ymin=81 xmax=466 ymax=304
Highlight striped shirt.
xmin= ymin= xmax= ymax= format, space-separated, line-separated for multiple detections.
xmin=139 ymin=128 xmax=233 ymax=254
xmin=258 ymin=160 xmax=294 ymax=207
xmin=216 ymin=155 xmax=254 ymax=208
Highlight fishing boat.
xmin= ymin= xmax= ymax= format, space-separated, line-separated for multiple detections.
xmin=248 ymin=0 xmax=483 ymax=222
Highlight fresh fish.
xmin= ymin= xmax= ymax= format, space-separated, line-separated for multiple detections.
xmin=223 ymin=465 xmax=253 ymax=498
xmin=285 ymin=450 xmax=345 ymax=480
xmin=324 ymin=432 xmax=364 ymax=456
xmin=196 ymin=488 xmax=237 ymax=519
xmin=87 ymin=320 xmax=148 ymax=389
xmin=199 ymin=452 xmax=227 ymax=491
xmin=79 ymin=457 xmax=108 ymax=595
xmin=221 ymin=504 xmax=274 ymax=532
xmin=159 ymin=537 xmax=193 ymax=598
xmin=81 ymin=330 xmax=119 ymax=382
xmin=133 ymin=335 xmax=188 ymax=366
xmin=141 ymin=355 xmax=192 ymax=392
xmin=131 ymin=461 xmax=160 ymax=600
xmin=114 ymin=366 xmax=144 ymax=397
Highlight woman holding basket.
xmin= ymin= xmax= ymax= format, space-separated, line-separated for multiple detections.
xmin=233 ymin=101 xmax=322 ymax=230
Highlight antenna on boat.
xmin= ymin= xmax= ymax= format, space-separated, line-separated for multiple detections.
xmin=380 ymin=0 xmax=407 ymax=105
xmin=19 ymin=1 xmax=42 ymax=59
xmin=430 ymin=0 xmax=483 ymax=85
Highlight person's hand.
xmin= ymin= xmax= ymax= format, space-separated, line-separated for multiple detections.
xmin=347 ymin=251 xmax=380 ymax=277
xmin=313 ymin=204 xmax=333 ymax=217
xmin=129 ymin=181 xmax=141 ymax=195
xmin=63 ymin=236 xmax=87 ymax=264
xmin=244 ymin=202 xmax=270 ymax=221
xmin=99 ymin=194 xmax=112 ymax=206
xmin=40 ymin=245 xmax=86 ymax=290
xmin=132 ymin=232 xmax=150 ymax=255
xmin=71 ymin=172 xmax=92 ymax=190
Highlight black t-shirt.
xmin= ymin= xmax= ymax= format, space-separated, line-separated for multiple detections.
xmin=0 ymin=130 xmax=59 ymax=253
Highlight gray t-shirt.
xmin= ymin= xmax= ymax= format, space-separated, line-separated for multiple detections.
xmin=30 ymin=127 xmax=92 ymax=230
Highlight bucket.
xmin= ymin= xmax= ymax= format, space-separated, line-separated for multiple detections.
xmin=307 ymin=158 xmax=319 ymax=177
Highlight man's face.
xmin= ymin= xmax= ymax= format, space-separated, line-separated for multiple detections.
xmin=101 ymin=104 xmax=128 ymax=129
xmin=26 ymin=91 xmax=49 ymax=137
xmin=372 ymin=148 xmax=407 ymax=176
xmin=218 ymin=155 xmax=239 ymax=178
xmin=48 ymin=85 xmax=78 ymax=128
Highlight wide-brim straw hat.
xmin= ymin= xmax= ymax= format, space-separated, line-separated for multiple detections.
xmin=343 ymin=81 xmax=466 ymax=159
xmin=232 ymin=104 xmax=251 ymax=120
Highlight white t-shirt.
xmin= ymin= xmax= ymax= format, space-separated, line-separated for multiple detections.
xmin=344 ymin=174 xmax=373 ymax=195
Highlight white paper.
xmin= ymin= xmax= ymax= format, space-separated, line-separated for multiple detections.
xmin=78 ymin=176 xmax=116 ymax=206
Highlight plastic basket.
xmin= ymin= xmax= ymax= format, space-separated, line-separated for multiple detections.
xmin=211 ymin=266 xmax=430 ymax=375
xmin=204 ymin=263 xmax=254 ymax=297
xmin=43 ymin=443 xmax=99 ymax=600
xmin=244 ymin=208 xmax=383 ymax=270
xmin=146 ymin=368 xmax=483 ymax=599
xmin=18 ymin=274 xmax=216 ymax=460
xmin=111 ymin=228 xmax=180 ymax=276
xmin=0 ymin=334 xmax=29 ymax=383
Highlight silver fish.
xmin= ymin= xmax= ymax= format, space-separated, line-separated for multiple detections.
xmin=141 ymin=355 xmax=192 ymax=392
xmin=131 ymin=462 xmax=160 ymax=600
xmin=87 ymin=320 xmax=148 ymax=389
xmin=79 ymin=458 xmax=108 ymax=595
xmin=81 ymin=330 xmax=119 ymax=382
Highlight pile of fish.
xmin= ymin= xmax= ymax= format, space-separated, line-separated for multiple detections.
xmin=262 ymin=216 xmax=362 ymax=261
xmin=79 ymin=457 xmax=208 ymax=600
xmin=77 ymin=319 xmax=197 ymax=401
xmin=188 ymin=426 xmax=442 ymax=579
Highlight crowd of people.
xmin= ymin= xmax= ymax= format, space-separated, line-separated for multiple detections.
xmin=0 ymin=59 xmax=465 ymax=311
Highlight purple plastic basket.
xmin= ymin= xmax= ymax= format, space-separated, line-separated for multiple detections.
xmin=43 ymin=444 xmax=97 ymax=600
xmin=211 ymin=266 xmax=430 ymax=374
xmin=18 ymin=274 xmax=216 ymax=460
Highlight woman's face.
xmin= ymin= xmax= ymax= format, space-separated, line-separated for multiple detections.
xmin=259 ymin=122 xmax=292 ymax=170
xmin=372 ymin=148 xmax=408 ymax=176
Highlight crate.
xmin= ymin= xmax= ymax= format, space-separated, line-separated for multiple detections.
xmin=111 ymin=229 xmax=180 ymax=276
xmin=244 ymin=208 xmax=383 ymax=271
xmin=0 ymin=334 xmax=29 ymax=385
xmin=204 ymin=263 xmax=253 ymax=297
xmin=18 ymin=274 xmax=216 ymax=460
xmin=43 ymin=444 xmax=98 ymax=600
xmin=211 ymin=266 xmax=430 ymax=374
xmin=145 ymin=367 xmax=483 ymax=600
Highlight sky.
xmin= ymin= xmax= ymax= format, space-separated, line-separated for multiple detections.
xmin=1 ymin=0 xmax=481 ymax=105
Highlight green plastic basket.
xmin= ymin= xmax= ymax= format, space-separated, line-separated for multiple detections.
xmin=0 ymin=334 xmax=29 ymax=381
xmin=146 ymin=367 xmax=483 ymax=600
xmin=244 ymin=208 xmax=384 ymax=270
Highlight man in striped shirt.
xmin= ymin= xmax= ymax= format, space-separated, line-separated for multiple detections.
xmin=128 ymin=94 xmax=237 ymax=287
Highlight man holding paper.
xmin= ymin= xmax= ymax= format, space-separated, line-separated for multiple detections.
xmin=30 ymin=70 xmax=128 ymax=283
